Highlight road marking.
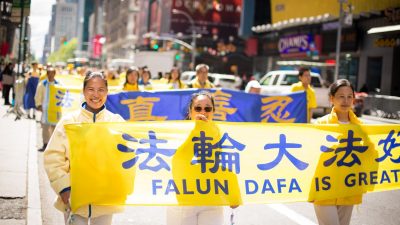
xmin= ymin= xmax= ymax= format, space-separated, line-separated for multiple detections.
xmin=268 ymin=204 xmax=317 ymax=225
xmin=27 ymin=120 xmax=42 ymax=225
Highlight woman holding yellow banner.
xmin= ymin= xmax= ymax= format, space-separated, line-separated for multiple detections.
xmin=44 ymin=71 xmax=125 ymax=225
xmin=167 ymin=91 xmax=224 ymax=225
xmin=167 ymin=91 xmax=240 ymax=225
xmin=313 ymin=79 xmax=362 ymax=225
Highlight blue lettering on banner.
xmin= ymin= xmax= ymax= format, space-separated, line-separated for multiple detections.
xmin=192 ymin=131 xmax=245 ymax=174
xmin=245 ymin=180 xmax=258 ymax=194
xmin=152 ymin=179 xmax=163 ymax=195
xmin=165 ymin=180 xmax=180 ymax=195
xmin=151 ymin=179 xmax=229 ymax=195
xmin=245 ymin=178 xmax=302 ymax=194
xmin=343 ymin=170 xmax=400 ymax=187
xmin=320 ymin=130 xmax=368 ymax=167
xmin=56 ymin=89 xmax=74 ymax=107
xmin=257 ymin=134 xmax=309 ymax=170
xmin=117 ymin=131 xmax=176 ymax=172
xmin=376 ymin=130 xmax=400 ymax=163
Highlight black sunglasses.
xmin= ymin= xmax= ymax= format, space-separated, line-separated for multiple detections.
xmin=193 ymin=106 xmax=213 ymax=113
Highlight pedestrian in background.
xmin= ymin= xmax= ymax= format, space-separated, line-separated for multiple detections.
xmin=123 ymin=67 xmax=140 ymax=91
xmin=291 ymin=67 xmax=317 ymax=122
xmin=44 ymin=71 xmax=125 ymax=225
xmin=244 ymin=80 xmax=261 ymax=94
xmin=24 ymin=61 xmax=41 ymax=119
xmin=168 ymin=67 xmax=185 ymax=89
xmin=35 ymin=67 xmax=59 ymax=152
xmin=141 ymin=68 xmax=153 ymax=90
xmin=1 ymin=63 xmax=15 ymax=106
xmin=187 ymin=64 xmax=215 ymax=89
xmin=313 ymin=79 xmax=362 ymax=225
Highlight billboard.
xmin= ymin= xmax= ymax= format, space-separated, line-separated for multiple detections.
xmin=170 ymin=0 xmax=242 ymax=40
xmin=278 ymin=34 xmax=321 ymax=58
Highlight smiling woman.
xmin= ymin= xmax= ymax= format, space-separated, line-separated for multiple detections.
xmin=43 ymin=70 xmax=125 ymax=224
xmin=83 ymin=71 xmax=108 ymax=114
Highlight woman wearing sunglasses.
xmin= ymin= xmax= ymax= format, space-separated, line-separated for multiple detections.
xmin=185 ymin=91 xmax=215 ymax=120
xmin=167 ymin=91 xmax=224 ymax=225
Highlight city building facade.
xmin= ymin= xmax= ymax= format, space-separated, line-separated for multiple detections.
xmin=252 ymin=0 xmax=400 ymax=96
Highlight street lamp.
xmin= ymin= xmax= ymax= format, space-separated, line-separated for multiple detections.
xmin=334 ymin=0 xmax=353 ymax=82
xmin=172 ymin=9 xmax=196 ymax=69
xmin=143 ymin=32 xmax=194 ymax=50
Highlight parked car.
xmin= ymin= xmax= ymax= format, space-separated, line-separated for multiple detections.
xmin=181 ymin=71 xmax=242 ymax=90
xmin=259 ymin=70 xmax=330 ymax=110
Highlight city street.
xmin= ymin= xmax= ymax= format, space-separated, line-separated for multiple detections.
xmin=1 ymin=101 xmax=400 ymax=225
xmin=1 ymin=0 xmax=400 ymax=224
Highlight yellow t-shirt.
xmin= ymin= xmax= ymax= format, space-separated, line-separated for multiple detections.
xmin=123 ymin=83 xmax=139 ymax=91
xmin=313 ymin=107 xmax=362 ymax=205
xmin=291 ymin=81 xmax=317 ymax=121
xmin=190 ymin=78 xmax=215 ymax=89
xmin=291 ymin=82 xmax=317 ymax=108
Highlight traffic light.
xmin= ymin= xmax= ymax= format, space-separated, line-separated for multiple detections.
xmin=60 ymin=36 xmax=68 ymax=45
xmin=150 ymin=39 xmax=159 ymax=50
xmin=175 ymin=53 xmax=181 ymax=60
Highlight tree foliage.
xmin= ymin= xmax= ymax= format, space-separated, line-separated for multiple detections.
xmin=47 ymin=38 xmax=77 ymax=63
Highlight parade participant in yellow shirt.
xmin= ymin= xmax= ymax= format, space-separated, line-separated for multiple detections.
xmin=167 ymin=91 xmax=228 ymax=225
xmin=313 ymin=79 xmax=362 ymax=225
xmin=167 ymin=67 xmax=185 ymax=89
xmin=122 ymin=67 xmax=139 ymax=91
xmin=188 ymin=64 xmax=215 ymax=89
xmin=291 ymin=67 xmax=317 ymax=122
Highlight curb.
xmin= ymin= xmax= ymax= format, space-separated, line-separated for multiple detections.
xmin=27 ymin=120 xmax=42 ymax=225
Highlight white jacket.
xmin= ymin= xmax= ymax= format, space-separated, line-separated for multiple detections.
xmin=44 ymin=104 xmax=125 ymax=217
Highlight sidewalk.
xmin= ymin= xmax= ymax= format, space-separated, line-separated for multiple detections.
xmin=0 ymin=103 xmax=41 ymax=225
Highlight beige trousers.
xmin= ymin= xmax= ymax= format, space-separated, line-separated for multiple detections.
xmin=42 ymin=123 xmax=55 ymax=144
xmin=314 ymin=205 xmax=354 ymax=225
xmin=167 ymin=206 xmax=225 ymax=225
xmin=64 ymin=213 xmax=113 ymax=225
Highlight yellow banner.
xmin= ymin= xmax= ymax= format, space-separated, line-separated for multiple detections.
xmin=47 ymin=85 xmax=82 ymax=123
xmin=47 ymin=80 xmax=124 ymax=124
xmin=271 ymin=0 xmax=398 ymax=24
xmin=47 ymin=75 xmax=173 ymax=123
xmin=65 ymin=121 xmax=400 ymax=212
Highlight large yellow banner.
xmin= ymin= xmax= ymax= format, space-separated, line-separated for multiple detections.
xmin=270 ymin=0 xmax=397 ymax=24
xmin=65 ymin=121 xmax=400 ymax=212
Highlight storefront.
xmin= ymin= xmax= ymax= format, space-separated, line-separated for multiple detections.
xmin=358 ymin=7 xmax=400 ymax=96
xmin=256 ymin=25 xmax=353 ymax=85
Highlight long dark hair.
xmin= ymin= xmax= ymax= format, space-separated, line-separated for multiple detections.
xmin=329 ymin=79 xmax=355 ymax=97
xmin=185 ymin=91 xmax=215 ymax=120
xmin=168 ymin=67 xmax=182 ymax=88
xmin=142 ymin=68 xmax=151 ymax=84
xmin=124 ymin=66 xmax=139 ymax=86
